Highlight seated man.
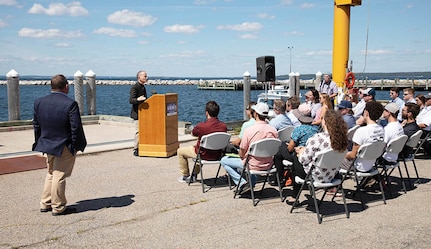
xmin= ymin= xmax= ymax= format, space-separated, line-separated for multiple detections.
xmin=400 ymin=103 xmax=420 ymax=158
xmin=416 ymin=93 xmax=431 ymax=155
xmin=220 ymin=103 xmax=278 ymax=194
xmin=380 ymin=103 xmax=404 ymax=164
xmin=269 ymin=99 xmax=293 ymax=131
xmin=177 ymin=100 xmax=227 ymax=183
xmin=342 ymin=101 xmax=385 ymax=172
xmin=227 ymin=102 xmax=256 ymax=153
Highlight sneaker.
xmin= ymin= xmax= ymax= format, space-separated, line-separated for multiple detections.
xmin=177 ymin=175 xmax=197 ymax=183
xmin=238 ymin=183 xmax=251 ymax=195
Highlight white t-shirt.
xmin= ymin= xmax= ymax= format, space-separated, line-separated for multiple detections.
xmin=353 ymin=99 xmax=366 ymax=119
xmin=352 ymin=123 xmax=385 ymax=172
xmin=417 ymin=105 xmax=431 ymax=131
xmin=383 ymin=121 xmax=405 ymax=162
xmin=287 ymin=111 xmax=301 ymax=127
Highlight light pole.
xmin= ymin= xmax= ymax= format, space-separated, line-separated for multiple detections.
xmin=288 ymin=46 xmax=293 ymax=73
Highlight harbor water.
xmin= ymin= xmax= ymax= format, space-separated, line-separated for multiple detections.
xmin=0 ymin=84 xmax=429 ymax=125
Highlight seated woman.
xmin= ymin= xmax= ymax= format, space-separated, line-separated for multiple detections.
xmin=312 ymin=93 xmax=333 ymax=126
xmin=286 ymin=109 xmax=348 ymax=203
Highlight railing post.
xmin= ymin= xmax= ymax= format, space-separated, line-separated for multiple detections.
xmin=85 ymin=70 xmax=96 ymax=115
xmin=243 ymin=71 xmax=251 ymax=120
xmin=74 ymin=70 xmax=84 ymax=116
xmin=6 ymin=69 xmax=20 ymax=121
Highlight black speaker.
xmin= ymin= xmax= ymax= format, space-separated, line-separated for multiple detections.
xmin=256 ymin=56 xmax=275 ymax=82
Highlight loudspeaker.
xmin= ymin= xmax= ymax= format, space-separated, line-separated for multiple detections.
xmin=256 ymin=56 xmax=275 ymax=82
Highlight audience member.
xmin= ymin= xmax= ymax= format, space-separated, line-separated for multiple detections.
xmin=415 ymin=94 xmax=426 ymax=110
xmin=388 ymin=87 xmax=404 ymax=122
xmin=353 ymin=87 xmax=375 ymax=120
xmin=416 ymin=93 xmax=431 ymax=155
xmin=337 ymin=100 xmax=356 ymax=129
xmin=400 ymin=103 xmax=420 ymax=158
xmin=220 ymin=103 xmax=278 ymax=194
xmin=305 ymin=89 xmax=322 ymax=119
xmin=177 ymin=101 xmax=227 ymax=183
xmin=403 ymin=88 xmax=416 ymax=104
xmin=229 ymin=102 xmax=256 ymax=149
xmin=269 ymin=99 xmax=293 ymax=130
xmin=380 ymin=103 xmax=405 ymax=163
xmin=342 ymin=101 xmax=385 ymax=172
xmin=286 ymin=96 xmax=301 ymax=127
xmin=273 ymin=103 xmax=319 ymax=185
xmin=286 ymin=110 xmax=348 ymax=203
xmin=312 ymin=92 xmax=333 ymax=126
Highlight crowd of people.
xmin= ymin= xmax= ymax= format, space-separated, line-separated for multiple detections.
xmin=173 ymin=73 xmax=431 ymax=203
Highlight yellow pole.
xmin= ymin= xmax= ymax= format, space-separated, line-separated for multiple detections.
xmin=332 ymin=4 xmax=350 ymax=89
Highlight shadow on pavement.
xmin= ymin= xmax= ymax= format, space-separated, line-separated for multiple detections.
xmin=72 ymin=194 xmax=135 ymax=213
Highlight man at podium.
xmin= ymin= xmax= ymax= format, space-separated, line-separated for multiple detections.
xmin=177 ymin=101 xmax=227 ymax=183
xmin=129 ymin=70 xmax=148 ymax=156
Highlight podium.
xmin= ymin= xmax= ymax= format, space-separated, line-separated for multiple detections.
xmin=138 ymin=93 xmax=179 ymax=157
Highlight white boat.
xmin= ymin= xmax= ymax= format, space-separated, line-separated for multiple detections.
xmin=256 ymin=85 xmax=291 ymax=118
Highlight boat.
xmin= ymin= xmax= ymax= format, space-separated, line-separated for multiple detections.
xmin=256 ymin=85 xmax=291 ymax=118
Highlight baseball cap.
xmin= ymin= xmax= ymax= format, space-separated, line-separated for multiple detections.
xmin=251 ymin=102 xmax=269 ymax=116
xmin=385 ymin=102 xmax=400 ymax=114
xmin=337 ymin=100 xmax=353 ymax=109
xmin=361 ymin=88 xmax=376 ymax=97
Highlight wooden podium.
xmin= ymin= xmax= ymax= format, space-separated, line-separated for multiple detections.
xmin=138 ymin=93 xmax=179 ymax=157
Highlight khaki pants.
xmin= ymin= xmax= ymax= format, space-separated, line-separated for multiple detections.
xmin=134 ymin=120 xmax=139 ymax=150
xmin=40 ymin=146 xmax=76 ymax=214
xmin=177 ymin=146 xmax=200 ymax=176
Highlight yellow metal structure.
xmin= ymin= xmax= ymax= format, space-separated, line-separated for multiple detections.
xmin=332 ymin=0 xmax=362 ymax=90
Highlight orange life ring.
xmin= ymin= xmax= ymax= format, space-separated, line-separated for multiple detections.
xmin=344 ymin=72 xmax=355 ymax=89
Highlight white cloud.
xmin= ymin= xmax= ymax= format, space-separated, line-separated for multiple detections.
xmin=306 ymin=50 xmax=332 ymax=56
xmin=164 ymin=24 xmax=204 ymax=34
xmin=239 ymin=34 xmax=257 ymax=40
xmin=217 ymin=22 xmax=262 ymax=32
xmin=159 ymin=50 xmax=206 ymax=58
xmin=0 ymin=19 xmax=7 ymax=28
xmin=257 ymin=13 xmax=275 ymax=19
xmin=18 ymin=28 xmax=84 ymax=38
xmin=94 ymin=27 xmax=137 ymax=37
xmin=28 ymin=2 xmax=88 ymax=16
xmin=280 ymin=0 xmax=293 ymax=5
xmin=362 ymin=49 xmax=391 ymax=55
xmin=0 ymin=0 xmax=18 ymax=6
xmin=138 ymin=40 xmax=149 ymax=45
xmin=301 ymin=3 xmax=315 ymax=9
xmin=107 ymin=10 xmax=157 ymax=27
xmin=286 ymin=30 xmax=304 ymax=36
xmin=53 ymin=42 xmax=71 ymax=47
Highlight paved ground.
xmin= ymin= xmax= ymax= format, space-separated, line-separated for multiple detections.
xmin=0 ymin=121 xmax=430 ymax=248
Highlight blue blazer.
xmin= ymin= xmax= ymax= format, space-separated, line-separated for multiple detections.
xmin=33 ymin=92 xmax=87 ymax=156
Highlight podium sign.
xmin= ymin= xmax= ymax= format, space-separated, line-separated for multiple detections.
xmin=138 ymin=93 xmax=179 ymax=157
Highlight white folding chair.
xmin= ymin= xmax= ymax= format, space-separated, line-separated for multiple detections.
xmin=189 ymin=132 xmax=231 ymax=193
xmin=338 ymin=141 xmax=387 ymax=210
xmin=347 ymin=125 xmax=360 ymax=151
xmin=290 ymin=149 xmax=349 ymax=224
xmin=399 ymin=130 xmax=423 ymax=188
xmin=377 ymin=135 xmax=409 ymax=194
xmin=278 ymin=126 xmax=294 ymax=144
xmin=233 ymin=138 xmax=282 ymax=206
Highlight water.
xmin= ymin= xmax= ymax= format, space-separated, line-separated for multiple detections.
xmin=1 ymin=84 xmax=429 ymax=125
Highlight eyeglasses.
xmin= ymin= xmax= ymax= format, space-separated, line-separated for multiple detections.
xmin=403 ymin=93 xmax=409 ymax=95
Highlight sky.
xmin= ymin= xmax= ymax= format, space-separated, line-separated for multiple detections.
xmin=0 ymin=0 xmax=430 ymax=78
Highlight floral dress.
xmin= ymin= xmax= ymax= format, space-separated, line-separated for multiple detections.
xmin=298 ymin=132 xmax=340 ymax=183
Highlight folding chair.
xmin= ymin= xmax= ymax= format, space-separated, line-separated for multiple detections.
xmin=189 ymin=132 xmax=231 ymax=193
xmin=347 ymin=125 xmax=360 ymax=151
xmin=338 ymin=141 xmax=387 ymax=210
xmin=278 ymin=126 xmax=294 ymax=144
xmin=377 ymin=135 xmax=409 ymax=195
xmin=233 ymin=138 xmax=282 ymax=206
xmin=399 ymin=130 xmax=423 ymax=188
xmin=290 ymin=149 xmax=348 ymax=224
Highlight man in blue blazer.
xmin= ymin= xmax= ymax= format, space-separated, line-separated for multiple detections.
xmin=33 ymin=74 xmax=87 ymax=216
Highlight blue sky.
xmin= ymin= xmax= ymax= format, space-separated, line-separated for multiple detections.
xmin=0 ymin=0 xmax=430 ymax=78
